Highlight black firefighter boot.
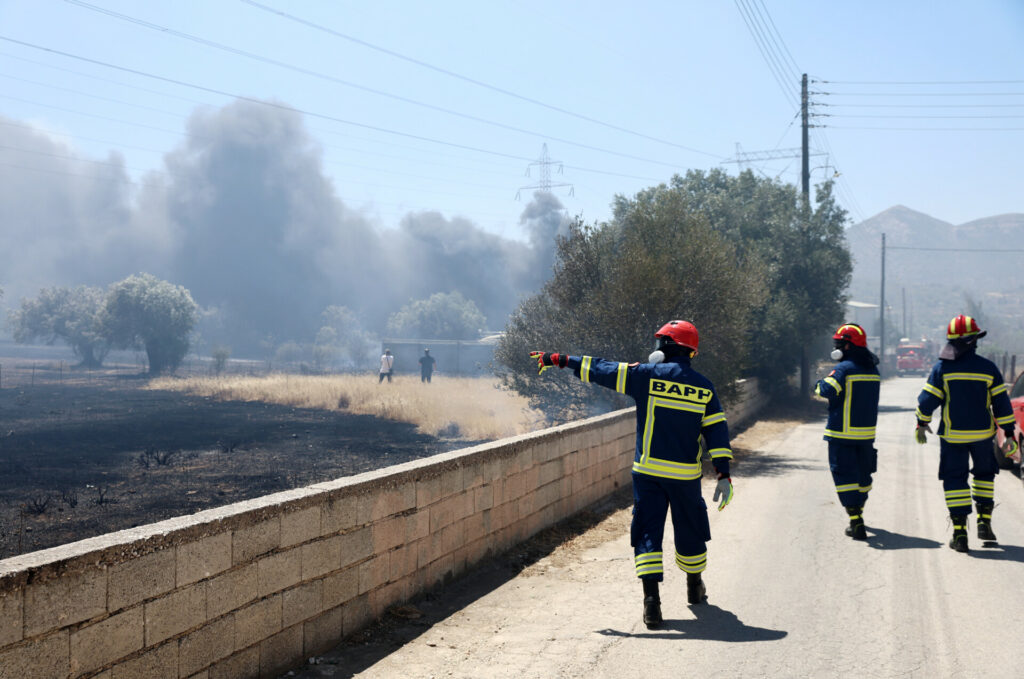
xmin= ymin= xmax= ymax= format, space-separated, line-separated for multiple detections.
xmin=949 ymin=515 xmax=969 ymax=553
xmin=642 ymin=579 xmax=662 ymax=629
xmin=844 ymin=506 xmax=867 ymax=540
xmin=976 ymin=502 xmax=997 ymax=543
xmin=686 ymin=572 xmax=707 ymax=605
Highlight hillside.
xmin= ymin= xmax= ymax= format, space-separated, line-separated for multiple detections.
xmin=846 ymin=206 xmax=1024 ymax=352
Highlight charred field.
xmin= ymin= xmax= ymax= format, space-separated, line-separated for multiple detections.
xmin=0 ymin=359 xmax=468 ymax=558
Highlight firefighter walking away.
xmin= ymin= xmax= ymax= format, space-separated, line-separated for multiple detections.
xmin=531 ymin=320 xmax=734 ymax=629
xmin=814 ymin=323 xmax=880 ymax=541
xmin=915 ymin=315 xmax=1018 ymax=552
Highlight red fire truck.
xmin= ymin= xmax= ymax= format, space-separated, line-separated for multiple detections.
xmin=895 ymin=338 xmax=930 ymax=376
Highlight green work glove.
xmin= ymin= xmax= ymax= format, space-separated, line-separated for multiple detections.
xmin=713 ymin=474 xmax=733 ymax=511
xmin=1001 ymin=429 xmax=1018 ymax=458
xmin=529 ymin=351 xmax=567 ymax=375
xmin=915 ymin=423 xmax=931 ymax=445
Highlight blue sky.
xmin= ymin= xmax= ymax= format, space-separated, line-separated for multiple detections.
xmin=1 ymin=0 xmax=1022 ymax=241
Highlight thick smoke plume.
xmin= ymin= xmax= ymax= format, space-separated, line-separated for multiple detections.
xmin=0 ymin=101 xmax=571 ymax=355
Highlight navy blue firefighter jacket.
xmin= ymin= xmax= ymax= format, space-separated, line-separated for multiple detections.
xmin=815 ymin=354 xmax=881 ymax=442
xmin=916 ymin=349 xmax=1014 ymax=443
xmin=564 ymin=354 xmax=732 ymax=480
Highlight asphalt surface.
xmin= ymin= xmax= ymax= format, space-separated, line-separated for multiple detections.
xmin=286 ymin=377 xmax=1024 ymax=679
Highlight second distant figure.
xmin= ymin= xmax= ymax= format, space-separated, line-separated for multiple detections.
xmin=378 ymin=349 xmax=394 ymax=384
xmin=419 ymin=348 xmax=437 ymax=383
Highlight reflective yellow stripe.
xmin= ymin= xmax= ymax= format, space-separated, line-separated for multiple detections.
xmin=940 ymin=373 xmax=996 ymax=441
xmin=923 ymin=383 xmax=944 ymax=399
xmin=996 ymin=414 xmax=1016 ymax=426
xmin=824 ymin=376 xmax=842 ymax=393
xmin=634 ymin=551 xmax=663 ymax=576
xmin=825 ymin=428 xmax=876 ymax=440
xmin=944 ymin=372 xmax=994 ymax=385
xmin=708 ymin=447 xmax=733 ymax=459
xmin=835 ymin=483 xmax=859 ymax=493
xmin=640 ymin=397 xmax=705 ymax=468
xmin=990 ymin=383 xmax=1008 ymax=396
xmin=859 ymin=484 xmax=872 ymax=493
xmin=944 ymin=489 xmax=972 ymax=508
xmin=915 ymin=408 xmax=932 ymax=422
xmin=615 ymin=362 xmax=628 ymax=393
xmin=701 ymin=412 xmax=726 ymax=427
xmin=940 ymin=427 xmax=996 ymax=443
xmin=632 ymin=460 xmax=703 ymax=481
xmin=580 ymin=356 xmax=592 ymax=383
xmin=675 ymin=551 xmax=707 ymax=573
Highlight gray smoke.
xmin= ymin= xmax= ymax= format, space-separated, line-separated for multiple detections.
xmin=0 ymin=101 xmax=567 ymax=355
xmin=0 ymin=116 xmax=167 ymax=302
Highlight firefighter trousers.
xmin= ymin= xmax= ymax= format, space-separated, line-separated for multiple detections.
xmin=630 ymin=473 xmax=710 ymax=582
xmin=827 ymin=439 xmax=877 ymax=509
xmin=938 ymin=437 xmax=998 ymax=516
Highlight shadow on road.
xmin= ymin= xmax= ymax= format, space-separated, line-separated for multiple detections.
xmin=865 ymin=526 xmax=943 ymax=551
xmin=731 ymin=451 xmax=827 ymax=478
xmin=968 ymin=542 xmax=1024 ymax=562
xmin=597 ymin=604 xmax=787 ymax=642
xmin=878 ymin=405 xmax=916 ymax=413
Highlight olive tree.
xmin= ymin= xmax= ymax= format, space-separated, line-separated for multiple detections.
xmin=496 ymin=184 xmax=768 ymax=420
xmin=386 ymin=292 xmax=486 ymax=340
xmin=9 ymin=286 xmax=109 ymax=367
xmin=668 ymin=169 xmax=852 ymax=395
xmin=100 ymin=273 xmax=198 ymax=374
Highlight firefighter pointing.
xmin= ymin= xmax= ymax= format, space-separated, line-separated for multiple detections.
xmin=814 ymin=323 xmax=881 ymax=540
xmin=531 ymin=320 xmax=733 ymax=630
xmin=915 ymin=314 xmax=1016 ymax=552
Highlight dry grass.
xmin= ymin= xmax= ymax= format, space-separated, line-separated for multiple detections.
xmin=147 ymin=373 xmax=545 ymax=440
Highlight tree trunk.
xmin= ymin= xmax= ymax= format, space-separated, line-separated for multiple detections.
xmin=800 ymin=345 xmax=810 ymax=399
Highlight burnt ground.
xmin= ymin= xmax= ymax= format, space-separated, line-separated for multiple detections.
xmin=0 ymin=369 xmax=472 ymax=559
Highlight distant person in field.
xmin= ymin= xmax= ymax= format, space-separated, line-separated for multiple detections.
xmin=419 ymin=348 xmax=437 ymax=383
xmin=378 ymin=349 xmax=394 ymax=384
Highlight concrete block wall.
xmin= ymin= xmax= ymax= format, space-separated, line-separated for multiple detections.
xmin=724 ymin=377 xmax=767 ymax=429
xmin=0 ymin=409 xmax=635 ymax=679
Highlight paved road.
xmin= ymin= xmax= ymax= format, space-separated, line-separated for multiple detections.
xmin=290 ymin=377 xmax=1024 ymax=679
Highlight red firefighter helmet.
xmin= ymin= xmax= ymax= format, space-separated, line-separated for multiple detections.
xmin=833 ymin=323 xmax=868 ymax=348
xmin=947 ymin=314 xmax=984 ymax=340
xmin=655 ymin=320 xmax=699 ymax=351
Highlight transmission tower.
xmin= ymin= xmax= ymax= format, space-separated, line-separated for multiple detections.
xmin=516 ymin=143 xmax=574 ymax=199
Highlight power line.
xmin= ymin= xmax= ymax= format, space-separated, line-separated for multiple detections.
xmin=750 ymin=0 xmax=801 ymax=77
xmin=734 ymin=0 xmax=798 ymax=108
xmin=827 ymin=114 xmax=1024 ymax=119
xmin=824 ymin=102 xmax=1024 ymax=108
xmin=888 ymin=246 xmax=1024 ymax=252
xmin=824 ymin=125 xmax=1024 ymax=131
xmin=55 ymin=2 xmax=715 ymax=166
xmin=816 ymin=91 xmax=1024 ymax=97
xmin=0 ymin=35 xmax=690 ymax=171
xmin=819 ymin=79 xmax=1024 ymax=85
xmin=235 ymin=0 xmax=719 ymax=158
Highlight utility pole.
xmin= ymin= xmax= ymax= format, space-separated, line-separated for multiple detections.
xmin=801 ymin=73 xmax=810 ymax=203
xmin=799 ymin=72 xmax=811 ymax=398
xmin=880 ymin=233 xmax=886 ymax=374
xmin=902 ymin=287 xmax=907 ymax=337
